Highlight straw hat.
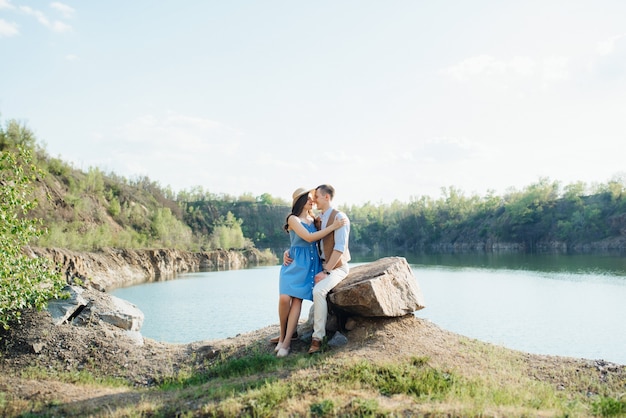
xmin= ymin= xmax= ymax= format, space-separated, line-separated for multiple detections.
xmin=292 ymin=187 xmax=312 ymax=206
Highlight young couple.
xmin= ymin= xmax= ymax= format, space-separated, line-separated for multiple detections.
xmin=273 ymin=184 xmax=351 ymax=358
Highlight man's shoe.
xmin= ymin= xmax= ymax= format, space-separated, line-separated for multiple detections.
xmin=308 ymin=338 xmax=322 ymax=354
xmin=269 ymin=332 xmax=298 ymax=344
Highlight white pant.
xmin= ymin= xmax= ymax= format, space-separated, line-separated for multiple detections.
xmin=312 ymin=264 xmax=349 ymax=341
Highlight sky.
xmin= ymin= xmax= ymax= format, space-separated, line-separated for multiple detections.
xmin=1 ymin=1 xmax=625 ymax=206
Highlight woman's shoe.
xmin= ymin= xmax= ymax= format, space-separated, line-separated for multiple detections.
xmin=276 ymin=347 xmax=290 ymax=358
xmin=274 ymin=342 xmax=283 ymax=353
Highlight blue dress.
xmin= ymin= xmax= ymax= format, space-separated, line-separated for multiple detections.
xmin=279 ymin=221 xmax=322 ymax=301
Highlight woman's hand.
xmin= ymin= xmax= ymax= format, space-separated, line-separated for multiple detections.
xmin=331 ymin=216 xmax=348 ymax=230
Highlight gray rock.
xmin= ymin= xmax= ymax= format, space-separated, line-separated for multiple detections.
xmin=47 ymin=285 xmax=87 ymax=326
xmin=47 ymin=286 xmax=144 ymax=334
xmin=329 ymin=257 xmax=425 ymax=317
xmin=32 ymin=342 xmax=45 ymax=354
xmin=98 ymin=295 xmax=144 ymax=331
xmin=327 ymin=331 xmax=348 ymax=347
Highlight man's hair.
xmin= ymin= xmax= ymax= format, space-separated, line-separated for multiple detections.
xmin=316 ymin=184 xmax=335 ymax=200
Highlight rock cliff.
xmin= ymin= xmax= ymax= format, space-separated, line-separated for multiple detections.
xmin=29 ymin=247 xmax=278 ymax=291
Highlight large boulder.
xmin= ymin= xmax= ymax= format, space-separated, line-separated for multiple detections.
xmin=329 ymin=257 xmax=425 ymax=317
xmin=47 ymin=285 xmax=145 ymax=345
xmin=47 ymin=285 xmax=88 ymax=326
xmin=98 ymin=294 xmax=144 ymax=332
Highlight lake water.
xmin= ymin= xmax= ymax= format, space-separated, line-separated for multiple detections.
xmin=111 ymin=253 xmax=626 ymax=365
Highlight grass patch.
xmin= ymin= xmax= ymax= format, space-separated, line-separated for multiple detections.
xmin=19 ymin=366 xmax=129 ymax=388
xmin=310 ymin=399 xmax=335 ymax=416
xmin=593 ymin=396 xmax=626 ymax=417
xmin=149 ymin=352 xmax=600 ymax=416
xmin=339 ymin=356 xmax=455 ymax=399
xmin=159 ymin=345 xmax=322 ymax=390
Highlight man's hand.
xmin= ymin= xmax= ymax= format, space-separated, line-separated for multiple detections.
xmin=314 ymin=271 xmax=328 ymax=284
xmin=283 ymin=250 xmax=293 ymax=266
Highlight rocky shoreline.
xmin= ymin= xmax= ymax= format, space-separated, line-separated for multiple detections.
xmin=29 ymin=246 xmax=278 ymax=291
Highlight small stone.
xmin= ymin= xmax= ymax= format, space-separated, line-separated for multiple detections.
xmin=328 ymin=331 xmax=348 ymax=347
xmin=344 ymin=318 xmax=357 ymax=331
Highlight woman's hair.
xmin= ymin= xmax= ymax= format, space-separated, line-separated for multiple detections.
xmin=284 ymin=192 xmax=311 ymax=231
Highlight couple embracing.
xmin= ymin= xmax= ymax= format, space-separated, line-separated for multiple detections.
xmin=273 ymin=184 xmax=351 ymax=358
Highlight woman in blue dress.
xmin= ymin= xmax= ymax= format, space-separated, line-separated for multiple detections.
xmin=274 ymin=187 xmax=347 ymax=358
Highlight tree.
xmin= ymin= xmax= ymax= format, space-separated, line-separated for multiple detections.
xmin=0 ymin=146 xmax=66 ymax=330
xmin=208 ymin=212 xmax=250 ymax=250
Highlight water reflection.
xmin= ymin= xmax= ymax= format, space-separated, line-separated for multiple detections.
xmin=354 ymin=252 xmax=626 ymax=276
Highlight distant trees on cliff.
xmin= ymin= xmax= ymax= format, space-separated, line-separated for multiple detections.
xmin=344 ymin=180 xmax=626 ymax=253
xmin=3 ymin=117 xmax=626 ymax=255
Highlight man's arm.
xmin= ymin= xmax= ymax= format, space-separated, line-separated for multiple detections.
xmin=323 ymin=250 xmax=343 ymax=272
xmin=314 ymin=249 xmax=343 ymax=284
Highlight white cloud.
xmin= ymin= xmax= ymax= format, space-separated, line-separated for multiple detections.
xmin=509 ymin=56 xmax=536 ymax=76
xmin=72 ymin=112 xmax=249 ymax=190
xmin=20 ymin=5 xmax=72 ymax=33
xmin=115 ymin=112 xmax=241 ymax=156
xmin=443 ymin=53 xmax=572 ymax=91
xmin=542 ymin=56 xmax=569 ymax=82
xmin=0 ymin=0 xmax=14 ymax=10
xmin=51 ymin=2 xmax=74 ymax=19
xmin=65 ymin=54 xmax=79 ymax=61
xmin=415 ymin=137 xmax=480 ymax=164
xmin=591 ymin=34 xmax=626 ymax=81
xmin=0 ymin=18 xmax=19 ymax=37
xmin=442 ymin=55 xmax=510 ymax=81
xmin=441 ymin=55 xmax=541 ymax=82
xmin=597 ymin=34 xmax=626 ymax=56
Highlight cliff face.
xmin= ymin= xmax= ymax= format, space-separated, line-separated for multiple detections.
xmin=30 ymin=247 xmax=278 ymax=291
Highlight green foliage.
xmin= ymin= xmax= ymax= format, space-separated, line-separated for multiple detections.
xmin=592 ymin=396 xmax=626 ymax=417
xmin=0 ymin=120 xmax=37 ymax=152
xmin=208 ymin=348 xmax=280 ymax=379
xmin=0 ymin=146 xmax=66 ymax=330
xmin=107 ymin=196 xmax=121 ymax=217
xmin=150 ymin=207 xmax=193 ymax=249
xmin=340 ymin=357 xmax=455 ymax=399
xmin=345 ymin=398 xmax=380 ymax=417
xmin=310 ymin=399 xmax=335 ymax=416
xmin=208 ymin=211 xmax=251 ymax=250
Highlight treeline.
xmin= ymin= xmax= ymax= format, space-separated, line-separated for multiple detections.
xmin=346 ymin=181 xmax=626 ymax=253
xmin=190 ymin=180 xmax=626 ymax=254
xmin=3 ymin=118 xmax=626 ymax=255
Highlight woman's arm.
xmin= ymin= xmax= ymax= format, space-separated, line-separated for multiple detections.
xmin=288 ymin=215 xmax=347 ymax=243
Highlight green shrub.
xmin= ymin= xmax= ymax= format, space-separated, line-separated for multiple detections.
xmin=310 ymin=399 xmax=335 ymax=417
xmin=592 ymin=396 xmax=626 ymax=417
xmin=0 ymin=147 xmax=66 ymax=331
